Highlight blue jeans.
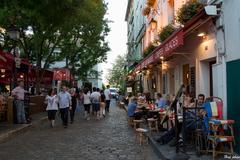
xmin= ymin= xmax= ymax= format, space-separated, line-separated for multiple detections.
xmin=15 ymin=100 xmax=26 ymax=123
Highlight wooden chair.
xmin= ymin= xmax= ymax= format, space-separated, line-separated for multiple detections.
xmin=203 ymin=97 xmax=235 ymax=160
xmin=133 ymin=119 xmax=144 ymax=129
xmin=147 ymin=118 xmax=159 ymax=134
xmin=135 ymin=128 xmax=148 ymax=145
xmin=128 ymin=117 xmax=134 ymax=126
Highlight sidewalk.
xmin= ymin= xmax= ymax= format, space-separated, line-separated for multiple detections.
xmin=0 ymin=112 xmax=47 ymax=143
xmin=147 ymin=131 xmax=231 ymax=160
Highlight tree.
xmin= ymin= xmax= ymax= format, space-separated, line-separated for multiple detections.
xmin=106 ymin=55 xmax=127 ymax=92
xmin=0 ymin=0 xmax=109 ymax=92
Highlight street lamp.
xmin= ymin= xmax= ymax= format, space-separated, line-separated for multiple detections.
xmin=7 ymin=25 xmax=20 ymax=41
xmin=7 ymin=25 xmax=20 ymax=89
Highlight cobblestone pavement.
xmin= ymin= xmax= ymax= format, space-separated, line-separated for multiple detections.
xmin=0 ymin=100 xmax=159 ymax=160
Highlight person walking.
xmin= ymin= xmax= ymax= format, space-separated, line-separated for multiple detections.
xmin=45 ymin=88 xmax=58 ymax=128
xmin=100 ymin=90 xmax=106 ymax=118
xmin=83 ymin=89 xmax=91 ymax=120
xmin=90 ymin=87 xmax=101 ymax=120
xmin=11 ymin=80 xmax=28 ymax=124
xmin=69 ymin=88 xmax=77 ymax=124
xmin=104 ymin=85 xmax=111 ymax=113
xmin=58 ymin=86 xmax=71 ymax=128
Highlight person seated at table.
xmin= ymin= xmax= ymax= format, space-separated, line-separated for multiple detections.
xmin=155 ymin=93 xmax=167 ymax=109
xmin=137 ymin=92 xmax=146 ymax=103
xmin=127 ymin=96 xmax=143 ymax=120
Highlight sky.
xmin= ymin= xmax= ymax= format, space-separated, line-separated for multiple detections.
xmin=101 ymin=0 xmax=128 ymax=84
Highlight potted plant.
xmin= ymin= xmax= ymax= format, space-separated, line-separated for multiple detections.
xmin=159 ymin=24 xmax=176 ymax=42
xmin=143 ymin=43 xmax=156 ymax=58
xmin=176 ymin=0 xmax=204 ymax=25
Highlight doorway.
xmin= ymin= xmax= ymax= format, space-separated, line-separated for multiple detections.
xmin=182 ymin=64 xmax=190 ymax=93
xmin=209 ymin=60 xmax=216 ymax=96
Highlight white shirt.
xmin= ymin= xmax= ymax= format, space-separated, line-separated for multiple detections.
xmin=58 ymin=91 xmax=71 ymax=108
xmin=104 ymin=89 xmax=111 ymax=100
xmin=83 ymin=93 xmax=91 ymax=105
xmin=90 ymin=91 xmax=101 ymax=103
xmin=45 ymin=95 xmax=58 ymax=110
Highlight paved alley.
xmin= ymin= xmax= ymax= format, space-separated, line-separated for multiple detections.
xmin=0 ymin=100 xmax=159 ymax=160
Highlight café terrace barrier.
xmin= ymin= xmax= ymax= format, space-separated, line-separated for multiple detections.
xmin=7 ymin=96 xmax=46 ymax=124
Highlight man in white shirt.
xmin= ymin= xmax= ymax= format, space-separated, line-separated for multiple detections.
xmin=90 ymin=87 xmax=101 ymax=119
xmin=104 ymin=85 xmax=111 ymax=112
xmin=12 ymin=80 xmax=28 ymax=124
xmin=58 ymin=86 xmax=72 ymax=128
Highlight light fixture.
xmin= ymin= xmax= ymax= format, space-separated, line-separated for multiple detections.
xmin=160 ymin=56 xmax=164 ymax=60
xmin=20 ymin=75 xmax=24 ymax=78
xmin=1 ymin=74 xmax=5 ymax=78
xmin=7 ymin=25 xmax=20 ymax=41
xmin=197 ymin=32 xmax=205 ymax=37
xmin=197 ymin=32 xmax=207 ymax=39
xmin=1 ymin=69 xmax=5 ymax=73
xmin=150 ymin=20 xmax=157 ymax=30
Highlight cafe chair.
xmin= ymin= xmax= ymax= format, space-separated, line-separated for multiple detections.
xmin=147 ymin=118 xmax=159 ymax=134
xmin=135 ymin=128 xmax=148 ymax=146
xmin=133 ymin=119 xmax=144 ymax=130
xmin=203 ymin=97 xmax=235 ymax=160
xmin=128 ymin=117 xmax=134 ymax=126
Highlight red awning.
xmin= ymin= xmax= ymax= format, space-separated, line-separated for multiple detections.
xmin=134 ymin=29 xmax=184 ymax=73
xmin=0 ymin=51 xmax=31 ymax=68
xmin=28 ymin=69 xmax=53 ymax=84
xmin=0 ymin=51 xmax=13 ymax=70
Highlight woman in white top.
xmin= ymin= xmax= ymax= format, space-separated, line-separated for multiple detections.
xmin=83 ymin=89 xmax=91 ymax=120
xmin=45 ymin=88 xmax=58 ymax=127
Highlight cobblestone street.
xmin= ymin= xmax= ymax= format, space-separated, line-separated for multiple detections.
xmin=0 ymin=100 xmax=159 ymax=160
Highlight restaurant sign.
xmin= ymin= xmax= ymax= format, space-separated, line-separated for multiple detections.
xmin=154 ymin=30 xmax=184 ymax=59
xmin=133 ymin=29 xmax=184 ymax=73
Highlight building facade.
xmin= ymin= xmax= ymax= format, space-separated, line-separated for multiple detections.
xmin=126 ymin=0 xmax=240 ymax=153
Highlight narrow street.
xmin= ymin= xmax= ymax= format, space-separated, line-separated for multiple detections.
xmin=0 ymin=100 xmax=159 ymax=160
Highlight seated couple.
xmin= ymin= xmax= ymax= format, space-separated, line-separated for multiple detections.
xmin=127 ymin=97 xmax=143 ymax=120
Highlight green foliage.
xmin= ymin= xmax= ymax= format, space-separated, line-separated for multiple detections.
xmin=143 ymin=43 xmax=156 ymax=58
xmin=0 ymin=0 xmax=110 ymax=91
xmin=176 ymin=0 xmax=204 ymax=25
xmin=159 ymin=24 xmax=176 ymax=42
xmin=106 ymin=55 xmax=127 ymax=91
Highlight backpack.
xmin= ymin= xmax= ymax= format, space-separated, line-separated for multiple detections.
xmin=156 ymin=128 xmax=175 ymax=145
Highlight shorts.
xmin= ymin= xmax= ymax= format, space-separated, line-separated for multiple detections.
xmin=92 ymin=103 xmax=100 ymax=112
xmin=84 ymin=104 xmax=91 ymax=113
xmin=47 ymin=110 xmax=57 ymax=120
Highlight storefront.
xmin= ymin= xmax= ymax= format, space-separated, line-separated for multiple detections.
xmin=0 ymin=51 xmax=32 ymax=122
xmin=131 ymin=10 xmax=218 ymax=99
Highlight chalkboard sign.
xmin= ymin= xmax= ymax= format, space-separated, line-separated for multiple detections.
xmin=190 ymin=67 xmax=195 ymax=97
